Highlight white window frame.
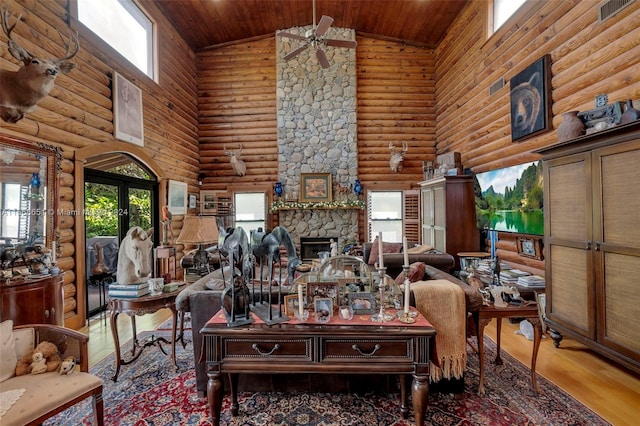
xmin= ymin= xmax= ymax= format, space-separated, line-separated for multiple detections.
xmin=367 ymin=191 xmax=403 ymax=242
xmin=234 ymin=192 xmax=267 ymax=234
xmin=71 ymin=0 xmax=157 ymax=81
xmin=488 ymin=0 xmax=527 ymax=36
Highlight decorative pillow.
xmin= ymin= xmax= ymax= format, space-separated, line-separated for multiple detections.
xmin=0 ymin=320 xmax=16 ymax=383
xmin=367 ymin=238 xmax=404 ymax=265
xmin=406 ymin=244 xmax=434 ymax=254
xmin=395 ymin=262 xmax=426 ymax=285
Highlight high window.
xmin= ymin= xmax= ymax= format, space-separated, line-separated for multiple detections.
xmin=234 ymin=192 xmax=266 ymax=234
xmin=367 ymin=191 xmax=403 ymax=242
xmin=490 ymin=0 xmax=527 ymax=35
xmin=74 ymin=0 xmax=156 ymax=80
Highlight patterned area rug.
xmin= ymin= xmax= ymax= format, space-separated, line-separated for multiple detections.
xmin=47 ymin=320 xmax=609 ymax=426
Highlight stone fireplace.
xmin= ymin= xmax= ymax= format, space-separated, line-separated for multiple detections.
xmin=275 ymin=24 xmax=360 ymax=251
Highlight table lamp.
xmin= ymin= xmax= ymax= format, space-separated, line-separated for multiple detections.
xmin=176 ymin=216 xmax=219 ymax=273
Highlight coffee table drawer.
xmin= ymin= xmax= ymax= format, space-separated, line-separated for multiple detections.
xmin=222 ymin=337 xmax=313 ymax=361
xmin=321 ymin=338 xmax=413 ymax=361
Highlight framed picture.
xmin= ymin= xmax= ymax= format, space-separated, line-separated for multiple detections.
xmin=306 ymin=281 xmax=339 ymax=306
xmin=516 ymin=236 xmax=543 ymax=260
xmin=510 ymin=54 xmax=552 ymax=142
xmin=167 ymin=180 xmax=187 ymax=215
xmin=113 ymin=71 xmax=144 ymax=146
xmin=188 ymin=193 xmax=197 ymax=209
xmin=314 ymin=297 xmax=333 ymax=318
xmin=284 ymin=294 xmax=300 ymax=316
xmin=300 ymin=173 xmax=332 ymax=203
xmin=348 ymin=292 xmax=376 ymax=315
xmin=200 ymin=190 xmax=219 ymax=215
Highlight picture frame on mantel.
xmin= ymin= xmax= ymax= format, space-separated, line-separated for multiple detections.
xmin=300 ymin=173 xmax=332 ymax=203
xmin=509 ymin=54 xmax=552 ymax=142
xmin=113 ymin=71 xmax=144 ymax=146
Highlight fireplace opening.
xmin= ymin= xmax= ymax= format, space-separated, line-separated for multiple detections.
xmin=300 ymin=237 xmax=337 ymax=262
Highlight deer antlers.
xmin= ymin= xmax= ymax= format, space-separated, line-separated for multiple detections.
xmin=389 ymin=142 xmax=408 ymax=172
xmin=0 ymin=3 xmax=80 ymax=123
xmin=223 ymin=144 xmax=247 ymax=176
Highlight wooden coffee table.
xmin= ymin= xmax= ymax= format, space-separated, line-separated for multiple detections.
xmin=201 ymin=309 xmax=436 ymax=426
xmin=108 ymin=287 xmax=184 ymax=381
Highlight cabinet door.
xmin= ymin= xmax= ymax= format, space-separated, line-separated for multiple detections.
xmin=432 ymin=184 xmax=447 ymax=251
xmin=593 ymin=140 xmax=640 ymax=359
xmin=544 ymin=152 xmax=595 ymax=339
xmin=421 ymin=186 xmax=435 ymax=246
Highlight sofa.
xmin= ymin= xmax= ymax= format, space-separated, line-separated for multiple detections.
xmin=180 ymin=261 xmax=483 ymax=397
xmin=361 ymin=241 xmax=455 ymax=277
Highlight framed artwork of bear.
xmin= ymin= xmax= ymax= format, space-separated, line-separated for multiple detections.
xmin=510 ymin=55 xmax=552 ymax=142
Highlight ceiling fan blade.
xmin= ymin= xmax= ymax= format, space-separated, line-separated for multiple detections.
xmin=277 ymin=31 xmax=307 ymax=41
xmin=315 ymin=15 xmax=334 ymax=37
xmin=284 ymin=44 xmax=309 ymax=61
xmin=325 ymin=39 xmax=357 ymax=48
xmin=316 ymin=48 xmax=330 ymax=69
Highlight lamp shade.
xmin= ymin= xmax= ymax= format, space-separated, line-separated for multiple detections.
xmin=176 ymin=216 xmax=219 ymax=244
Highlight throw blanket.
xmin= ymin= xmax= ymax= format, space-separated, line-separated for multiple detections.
xmin=412 ymin=279 xmax=467 ymax=382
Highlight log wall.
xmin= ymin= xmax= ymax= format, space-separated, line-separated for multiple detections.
xmin=2 ymin=0 xmax=639 ymax=328
xmin=0 ymin=0 xmax=198 ymax=329
xmin=436 ymin=0 xmax=640 ymax=270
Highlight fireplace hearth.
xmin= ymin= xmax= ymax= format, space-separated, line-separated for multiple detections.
xmin=300 ymin=237 xmax=337 ymax=261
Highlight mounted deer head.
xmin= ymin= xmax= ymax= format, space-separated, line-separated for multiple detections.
xmin=223 ymin=144 xmax=247 ymax=176
xmin=389 ymin=142 xmax=408 ymax=172
xmin=0 ymin=4 xmax=79 ymax=123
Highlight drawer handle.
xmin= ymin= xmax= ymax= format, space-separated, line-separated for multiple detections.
xmin=352 ymin=343 xmax=381 ymax=356
xmin=251 ymin=343 xmax=280 ymax=356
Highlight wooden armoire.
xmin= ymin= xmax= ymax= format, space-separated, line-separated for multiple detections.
xmin=537 ymin=121 xmax=640 ymax=373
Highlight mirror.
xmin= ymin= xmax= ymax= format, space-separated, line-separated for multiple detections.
xmin=0 ymin=135 xmax=61 ymax=252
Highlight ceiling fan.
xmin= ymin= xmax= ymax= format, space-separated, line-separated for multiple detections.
xmin=277 ymin=0 xmax=357 ymax=69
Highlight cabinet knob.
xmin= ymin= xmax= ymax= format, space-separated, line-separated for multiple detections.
xmin=45 ymin=309 xmax=50 ymax=318
xmin=594 ymin=241 xmax=601 ymax=251
xmin=585 ymin=241 xmax=591 ymax=250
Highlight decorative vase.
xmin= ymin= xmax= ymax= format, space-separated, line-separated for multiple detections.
xmin=620 ymin=99 xmax=640 ymax=124
xmin=274 ymin=181 xmax=283 ymax=197
xmin=353 ymin=179 xmax=363 ymax=196
xmin=30 ymin=172 xmax=41 ymax=189
xmin=557 ymin=111 xmax=585 ymax=142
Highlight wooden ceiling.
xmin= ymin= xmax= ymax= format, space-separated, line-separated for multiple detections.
xmin=149 ymin=0 xmax=470 ymax=50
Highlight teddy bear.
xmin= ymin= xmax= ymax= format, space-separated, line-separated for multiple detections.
xmin=15 ymin=341 xmax=62 ymax=376
xmin=58 ymin=356 xmax=77 ymax=375
xmin=30 ymin=352 xmax=47 ymax=375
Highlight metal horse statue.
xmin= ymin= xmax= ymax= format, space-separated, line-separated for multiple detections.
xmin=115 ymin=226 xmax=153 ymax=285
xmin=249 ymin=226 xmax=299 ymax=324
xmin=218 ymin=226 xmax=252 ymax=326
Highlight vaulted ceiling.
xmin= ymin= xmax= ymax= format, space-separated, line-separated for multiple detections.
xmin=148 ymin=0 xmax=470 ymax=50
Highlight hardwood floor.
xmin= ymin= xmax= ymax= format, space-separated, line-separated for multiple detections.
xmin=81 ymin=310 xmax=640 ymax=425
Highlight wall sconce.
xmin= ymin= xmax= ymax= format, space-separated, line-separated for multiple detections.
xmin=197 ymin=172 xmax=205 ymax=187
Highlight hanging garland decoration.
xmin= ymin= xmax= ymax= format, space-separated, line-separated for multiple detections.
xmin=270 ymin=199 xmax=365 ymax=212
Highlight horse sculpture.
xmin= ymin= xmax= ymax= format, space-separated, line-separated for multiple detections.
xmin=116 ymin=226 xmax=153 ymax=285
xmin=218 ymin=226 xmax=252 ymax=324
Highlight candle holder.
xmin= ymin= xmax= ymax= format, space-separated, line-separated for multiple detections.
xmin=371 ymin=267 xmax=396 ymax=322
xmin=398 ymin=265 xmax=417 ymax=324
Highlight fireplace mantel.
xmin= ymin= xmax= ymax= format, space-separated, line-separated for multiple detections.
xmin=270 ymin=199 xmax=365 ymax=212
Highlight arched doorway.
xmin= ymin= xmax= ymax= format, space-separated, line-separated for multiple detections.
xmin=73 ymin=142 xmax=166 ymax=327
xmin=84 ymin=157 xmax=158 ymax=318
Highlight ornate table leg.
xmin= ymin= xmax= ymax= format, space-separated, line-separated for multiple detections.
xmin=411 ymin=374 xmax=429 ymax=425
xmin=229 ymin=373 xmax=239 ymax=416
xmin=170 ymin=307 xmax=178 ymax=370
xmin=528 ymin=317 xmax=543 ymax=394
xmin=494 ymin=318 xmax=503 ymax=365
xmin=109 ymin=309 xmax=122 ymax=382
xmin=399 ymin=374 xmax=409 ymax=418
xmin=477 ymin=317 xmax=491 ymax=395
xmin=207 ymin=367 xmax=223 ymax=426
